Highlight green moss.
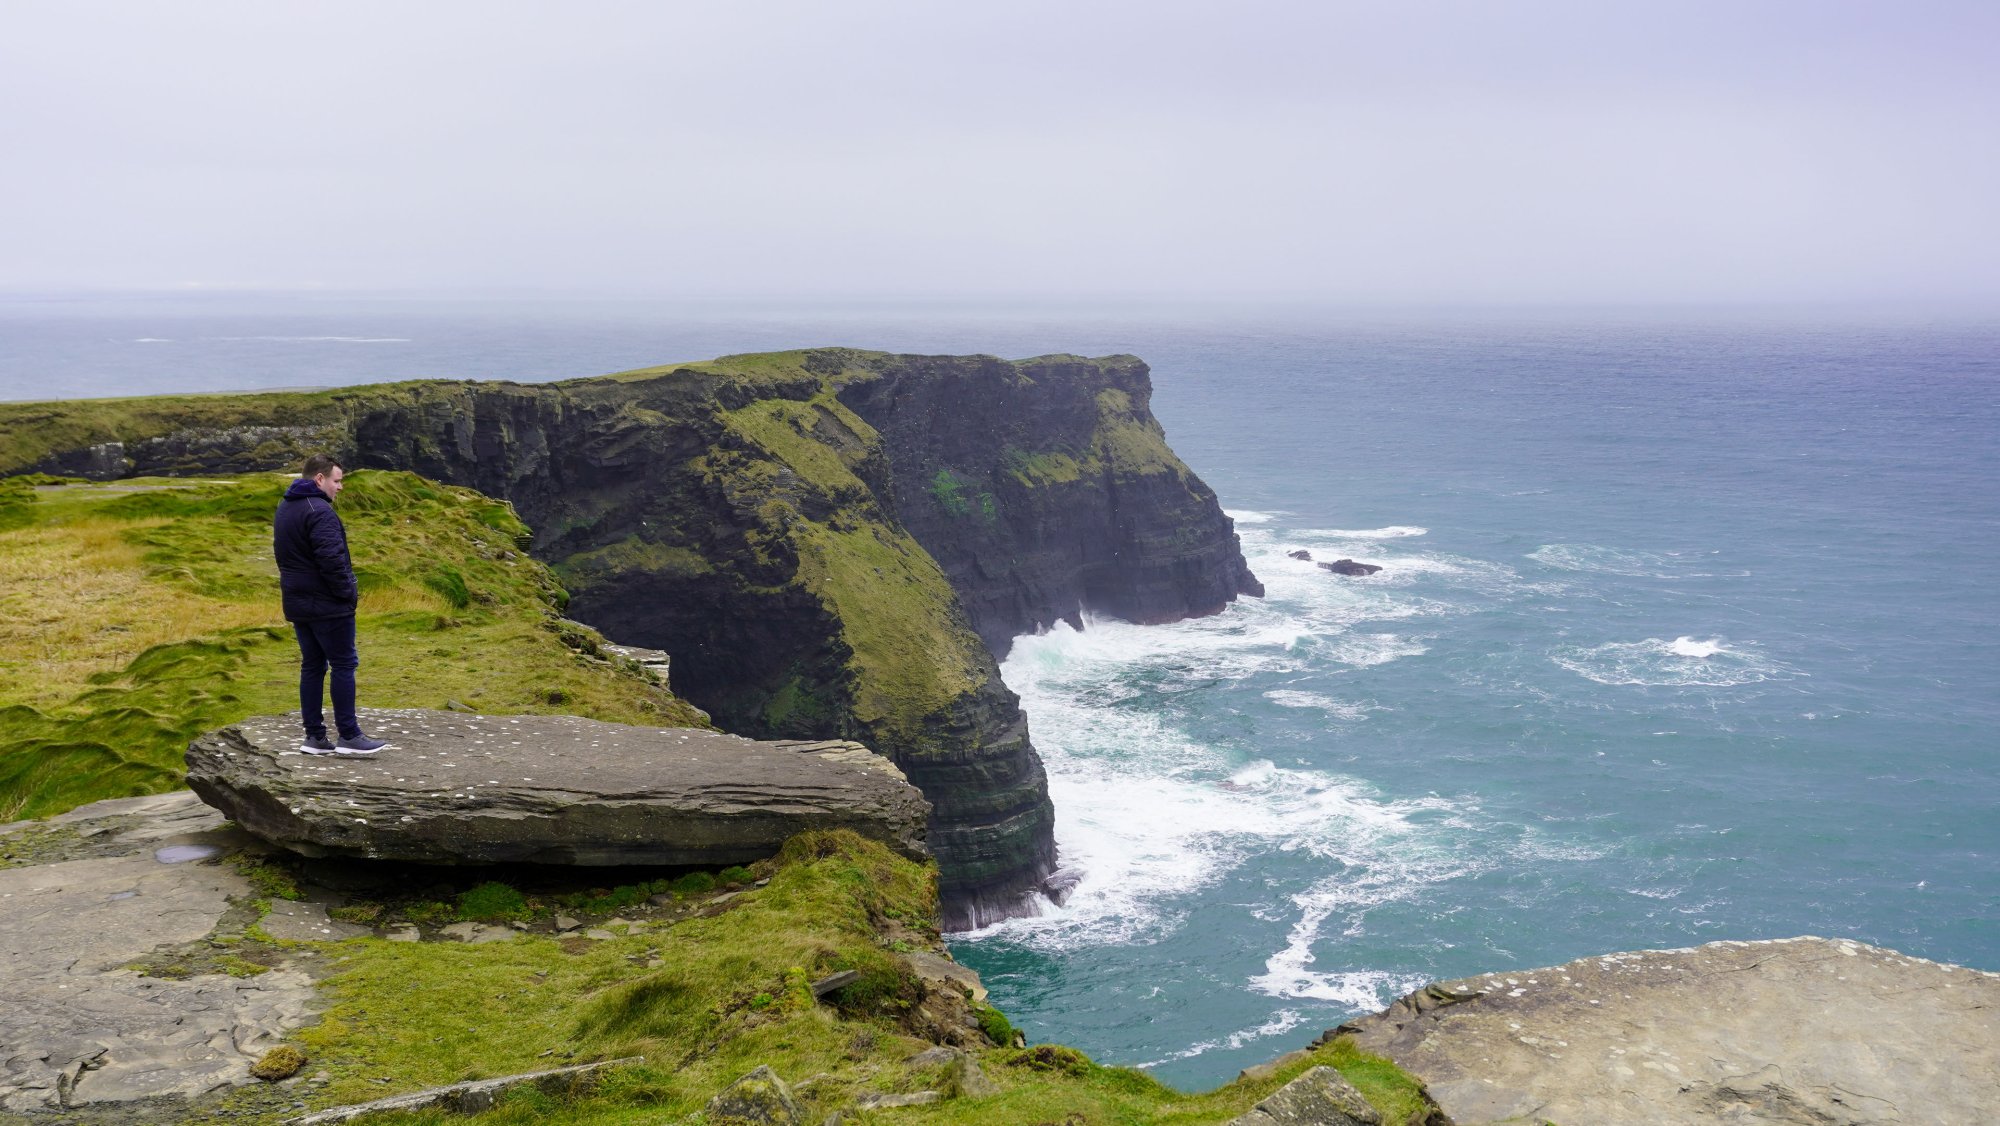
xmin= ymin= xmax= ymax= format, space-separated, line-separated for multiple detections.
xmin=973 ymin=1002 xmax=1015 ymax=1046
xmin=793 ymin=523 xmax=985 ymax=746
xmin=556 ymin=535 xmax=713 ymax=583
xmin=725 ymin=397 xmax=870 ymax=489
xmin=1091 ymin=388 xmax=1185 ymax=478
xmin=667 ymin=872 xmax=715 ymax=896
xmin=1002 ymin=447 xmax=1086 ymax=485
xmin=457 ymin=881 xmax=530 ymax=923
xmin=232 ymin=854 xmax=306 ymax=902
xmin=929 ymin=470 xmax=970 ymax=517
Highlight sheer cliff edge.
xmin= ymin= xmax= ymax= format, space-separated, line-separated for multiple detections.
xmin=0 ymin=349 xmax=1262 ymax=928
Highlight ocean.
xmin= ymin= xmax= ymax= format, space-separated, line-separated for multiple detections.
xmin=5 ymin=295 xmax=1996 ymax=1090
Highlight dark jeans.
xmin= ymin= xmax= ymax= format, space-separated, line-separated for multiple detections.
xmin=294 ymin=615 xmax=360 ymax=740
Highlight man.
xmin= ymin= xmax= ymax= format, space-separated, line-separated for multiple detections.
xmin=274 ymin=455 xmax=389 ymax=755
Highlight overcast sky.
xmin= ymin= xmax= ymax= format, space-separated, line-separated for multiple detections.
xmin=3 ymin=1 xmax=1996 ymax=303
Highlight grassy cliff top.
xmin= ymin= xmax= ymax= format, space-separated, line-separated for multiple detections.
xmin=0 ymin=469 xmax=705 ymax=821
xmin=0 ymin=350 xmax=1151 ymax=478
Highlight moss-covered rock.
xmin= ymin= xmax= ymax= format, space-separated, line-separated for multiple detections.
xmin=248 ymin=1046 xmax=306 ymax=1082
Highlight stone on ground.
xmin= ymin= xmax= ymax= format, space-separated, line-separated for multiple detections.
xmin=705 ymin=1064 xmax=801 ymax=1124
xmin=186 ymin=708 xmax=931 ymax=866
xmin=1226 ymin=1066 xmax=1381 ymax=1126
xmin=1341 ymin=936 xmax=2000 ymax=1125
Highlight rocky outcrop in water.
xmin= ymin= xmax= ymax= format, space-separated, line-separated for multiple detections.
xmin=1337 ymin=936 xmax=2000 ymax=1125
xmin=0 ymin=350 xmax=1260 ymax=928
xmin=185 ymin=709 xmax=931 ymax=866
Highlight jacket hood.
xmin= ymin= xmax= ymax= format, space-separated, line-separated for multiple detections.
xmin=284 ymin=478 xmax=331 ymax=501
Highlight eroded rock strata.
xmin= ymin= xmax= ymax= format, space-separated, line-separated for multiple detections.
xmin=185 ymin=709 xmax=932 ymax=867
xmin=0 ymin=350 xmax=1260 ymax=927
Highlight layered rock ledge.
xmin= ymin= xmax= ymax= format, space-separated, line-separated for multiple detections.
xmin=1339 ymin=936 xmax=2000 ymax=1125
xmin=185 ymin=709 xmax=930 ymax=867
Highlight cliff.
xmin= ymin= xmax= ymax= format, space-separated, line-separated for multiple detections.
xmin=0 ymin=350 xmax=1261 ymax=928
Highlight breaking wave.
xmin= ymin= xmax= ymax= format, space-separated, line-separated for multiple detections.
xmin=1550 ymin=636 xmax=1801 ymax=687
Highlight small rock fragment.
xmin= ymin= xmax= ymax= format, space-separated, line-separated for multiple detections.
xmin=855 ymin=1091 xmax=941 ymax=1109
xmin=706 ymin=1064 xmax=802 ymax=1124
xmin=1226 ymin=1066 xmax=1380 ymax=1126
xmin=811 ymin=970 xmax=862 ymax=999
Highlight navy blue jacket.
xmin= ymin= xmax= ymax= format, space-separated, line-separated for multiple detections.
xmin=274 ymin=479 xmax=357 ymax=622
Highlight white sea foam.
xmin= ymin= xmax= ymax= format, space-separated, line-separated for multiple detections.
xmin=1550 ymin=637 xmax=1801 ymax=687
xmin=1139 ymin=1009 xmax=1307 ymax=1066
xmin=1260 ymin=690 xmax=1373 ymax=720
xmin=1308 ymin=525 xmax=1429 ymax=539
xmin=971 ymin=617 xmax=1480 ymax=952
xmin=1668 ymin=636 xmax=1724 ymax=658
xmin=968 ymin=512 xmax=1599 ymax=1035
xmin=1528 ymin=543 xmax=1671 ymax=576
xmin=1319 ymin=632 xmax=1429 ymax=668
xmin=1226 ymin=509 xmax=1278 ymax=524
xmin=133 ymin=337 xmax=173 ymax=343
xmin=1249 ymin=808 xmax=1488 ymax=1003
xmin=1527 ymin=543 xmax=1746 ymax=579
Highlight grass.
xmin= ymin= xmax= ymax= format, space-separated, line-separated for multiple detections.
xmin=240 ymin=831 xmax=1430 ymax=1126
xmin=0 ymin=470 xmax=706 ymax=821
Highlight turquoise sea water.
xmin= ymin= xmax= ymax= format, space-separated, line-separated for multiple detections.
xmin=6 ymin=297 xmax=1996 ymax=1089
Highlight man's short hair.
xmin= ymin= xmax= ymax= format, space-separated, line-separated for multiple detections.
xmin=301 ymin=454 xmax=343 ymax=479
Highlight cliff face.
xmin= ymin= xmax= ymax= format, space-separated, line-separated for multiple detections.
xmin=832 ymin=353 xmax=1263 ymax=657
xmin=0 ymin=349 xmax=1260 ymax=928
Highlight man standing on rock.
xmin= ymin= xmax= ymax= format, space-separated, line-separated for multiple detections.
xmin=274 ymin=454 xmax=389 ymax=756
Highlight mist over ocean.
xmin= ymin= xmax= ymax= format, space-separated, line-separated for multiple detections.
xmin=6 ymin=296 xmax=1996 ymax=1089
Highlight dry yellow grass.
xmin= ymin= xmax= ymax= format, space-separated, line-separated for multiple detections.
xmin=0 ymin=518 xmax=259 ymax=707
xmin=0 ymin=516 xmax=447 ymax=710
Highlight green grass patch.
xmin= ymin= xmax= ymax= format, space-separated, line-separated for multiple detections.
xmin=0 ymin=471 xmax=706 ymax=820
xmin=457 ymin=881 xmax=531 ymax=923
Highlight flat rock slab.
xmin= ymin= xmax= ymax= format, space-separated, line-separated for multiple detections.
xmin=0 ymin=793 xmax=315 ymax=1112
xmin=1342 ymin=936 xmax=2000 ymax=1125
xmin=186 ymin=709 xmax=931 ymax=867
xmin=285 ymin=1056 xmax=643 ymax=1124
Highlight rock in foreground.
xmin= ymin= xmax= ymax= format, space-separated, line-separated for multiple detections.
xmin=0 ymin=792 xmax=312 ymax=1112
xmin=186 ymin=709 xmax=930 ymax=866
xmin=1341 ymin=936 xmax=2000 ymax=1125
